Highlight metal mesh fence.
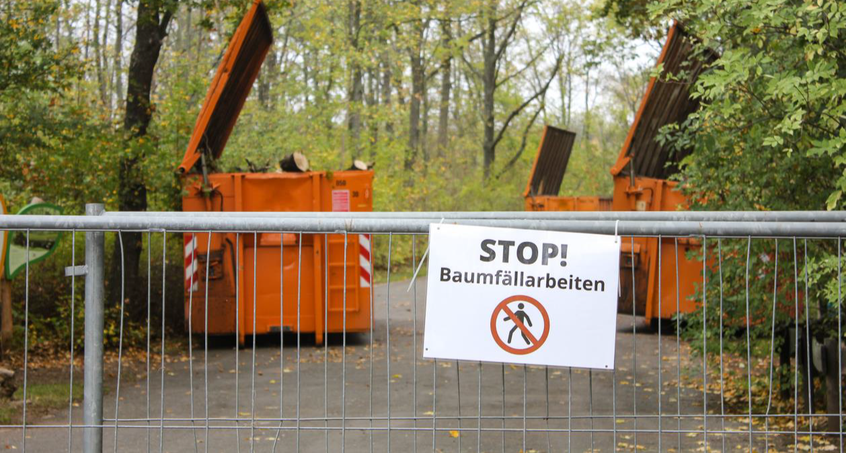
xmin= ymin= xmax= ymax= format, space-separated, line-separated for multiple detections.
xmin=0 ymin=208 xmax=843 ymax=452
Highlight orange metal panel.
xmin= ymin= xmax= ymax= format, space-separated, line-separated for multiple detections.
xmin=178 ymin=1 xmax=273 ymax=174
xmin=610 ymin=175 xmax=702 ymax=323
xmin=651 ymin=237 xmax=701 ymax=320
xmin=185 ymin=231 xmax=237 ymax=334
xmin=319 ymin=171 xmax=374 ymax=335
xmin=610 ymin=24 xmax=678 ymax=177
xmin=311 ymin=176 xmax=325 ymax=345
xmin=239 ymin=174 xmax=318 ymax=212
xmin=522 ymin=126 xmax=577 ymax=198
xmin=610 ymin=22 xmax=717 ymax=179
xmin=610 ymin=175 xmax=688 ymax=213
xmin=243 ymin=240 xmax=317 ymax=335
xmin=525 ymin=195 xmax=612 ymax=212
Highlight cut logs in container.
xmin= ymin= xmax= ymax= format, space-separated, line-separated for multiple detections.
xmin=348 ymin=159 xmax=372 ymax=171
xmin=279 ymin=152 xmax=310 ymax=172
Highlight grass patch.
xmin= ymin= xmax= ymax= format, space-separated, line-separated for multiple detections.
xmin=0 ymin=405 xmax=13 ymax=424
xmin=374 ymin=265 xmax=426 ymax=284
xmin=0 ymin=382 xmax=82 ymax=424
xmin=14 ymin=382 xmax=82 ymax=410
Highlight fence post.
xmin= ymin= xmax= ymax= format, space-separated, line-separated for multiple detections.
xmin=83 ymin=203 xmax=105 ymax=453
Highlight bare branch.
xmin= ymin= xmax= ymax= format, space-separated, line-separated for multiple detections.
xmin=495 ymin=40 xmax=553 ymax=89
xmin=460 ymin=52 xmax=482 ymax=80
xmin=495 ymin=0 xmax=530 ymax=62
xmin=492 ymin=53 xmax=563 ymax=150
xmin=495 ymin=104 xmax=543 ymax=178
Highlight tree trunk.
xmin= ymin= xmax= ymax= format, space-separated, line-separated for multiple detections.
xmin=421 ymin=82 xmax=429 ymax=164
xmin=557 ymin=65 xmax=566 ymax=126
xmin=366 ymin=65 xmax=379 ymax=157
xmin=566 ymin=65 xmax=572 ymax=126
xmin=347 ymin=0 xmax=363 ymax=162
xmin=302 ymin=50 xmax=310 ymax=107
xmin=112 ymin=0 xmax=173 ymax=306
xmin=274 ymin=25 xmax=291 ymax=109
xmin=381 ymin=54 xmax=392 ymax=135
xmin=481 ymin=2 xmax=497 ymax=179
xmin=54 ymin=1 xmax=61 ymax=51
xmin=195 ymin=6 xmax=204 ymax=64
xmin=0 ymin=277 xmax=11 ymax=358
xmin=255 ymin=5 xmax=283 ymax=111
xmin=113 ymin=0 xmax=123 ymax=110
xmin=406 ymin=0 xmax=425 ymax=171
xmin=101 ymin=0 xmax=112 ymax=111
xmin=84 ymin=2 xmax=91 ymax=64
xmin=93 ymin=0 xmax=103 ymax=106
xmin=185 ymin=5 xmax=192 ymax=56
xmin=407 ymin=63 xmax=422 ymax=170
xmin=64 ymin=0 xmax=74 ymax=45
xmin=280 ymin=152 xmax=310 ymax=172
xmin=213 ymin=0 xmax=224 ymax=42
xmin=824 ymin=337 xmax=841 ymax=432
xmin=258 ymin=50 xmax=276 ymax=110
xmin=437 ymin=16 xmax=452 ymax=158
xmin=583 ymin=68 xmax=590 ymax=140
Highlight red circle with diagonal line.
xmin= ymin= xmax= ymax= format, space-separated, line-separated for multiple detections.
xmin=490 ymin=295 xmax=550 ymax=355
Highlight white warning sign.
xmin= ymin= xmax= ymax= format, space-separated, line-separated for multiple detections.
xmin=423 ymin=224 xmax=620 ymax=369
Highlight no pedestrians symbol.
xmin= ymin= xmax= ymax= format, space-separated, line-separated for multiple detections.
xmin=423 ymin=224 xmax=620 ymax=369
xmin=490 ymin=295 xmax=550 ymax=355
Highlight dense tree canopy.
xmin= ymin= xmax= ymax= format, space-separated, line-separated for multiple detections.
xmin=0 ymin=0 xmax=642 ymax=216
xmin=651 ymin=0 xmax=846 ymax=212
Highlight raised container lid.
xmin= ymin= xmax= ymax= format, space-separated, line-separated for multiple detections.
xmin=177 ymin=0 xmax=273 ymax=174
xmin=523 ymin=125 xmax=577 ymax=198
xmin=610 ymin=22 xmax=717 ymax=180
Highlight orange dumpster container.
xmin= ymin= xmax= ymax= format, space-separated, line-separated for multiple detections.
xmin=523 ymin=23 xmax=714 ymax=326
xmin=177 ymin=1 xmax=373 ymax=344
xmin=522 ymin=126 xmax=613 ymax=213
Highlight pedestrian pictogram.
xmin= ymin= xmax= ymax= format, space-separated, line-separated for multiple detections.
xmin=490 ymin=295 xmax=550 ymax=355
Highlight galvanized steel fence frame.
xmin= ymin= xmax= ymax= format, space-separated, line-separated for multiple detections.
xmin=0 ymin=206 xmax=843 ymax=452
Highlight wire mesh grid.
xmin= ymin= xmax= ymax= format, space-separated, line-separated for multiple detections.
xmin=0 ymin=212 xmax=843 ymax=452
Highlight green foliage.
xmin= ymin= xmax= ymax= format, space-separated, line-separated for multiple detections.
xmin=599 ymin=0 xmax=663 ymax=40
xmin=0 ymin=0 xmax=114 ymax=212
xmin=0 ymin=0 xmax=79 ymax=96
xmin=0 ymin=93 xmax=121 ymax=212
xmin=9 ymin=230 xmax=184 ymax=353
xmin=650 ymin=0 xmax=846 ymax=212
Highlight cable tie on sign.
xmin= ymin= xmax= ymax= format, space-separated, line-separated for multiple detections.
xmin=407 ymin=217 xmax=445 ymax=292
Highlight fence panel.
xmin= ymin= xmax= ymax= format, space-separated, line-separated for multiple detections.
xmin=0 ymin=208 xmax=843 ymax=452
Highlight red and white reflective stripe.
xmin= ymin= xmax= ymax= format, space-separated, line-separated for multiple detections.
xmin=184 ymin=234 xmax=199 ymax=292
xmin=359 ymin=234 xmax=372 ymax=288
